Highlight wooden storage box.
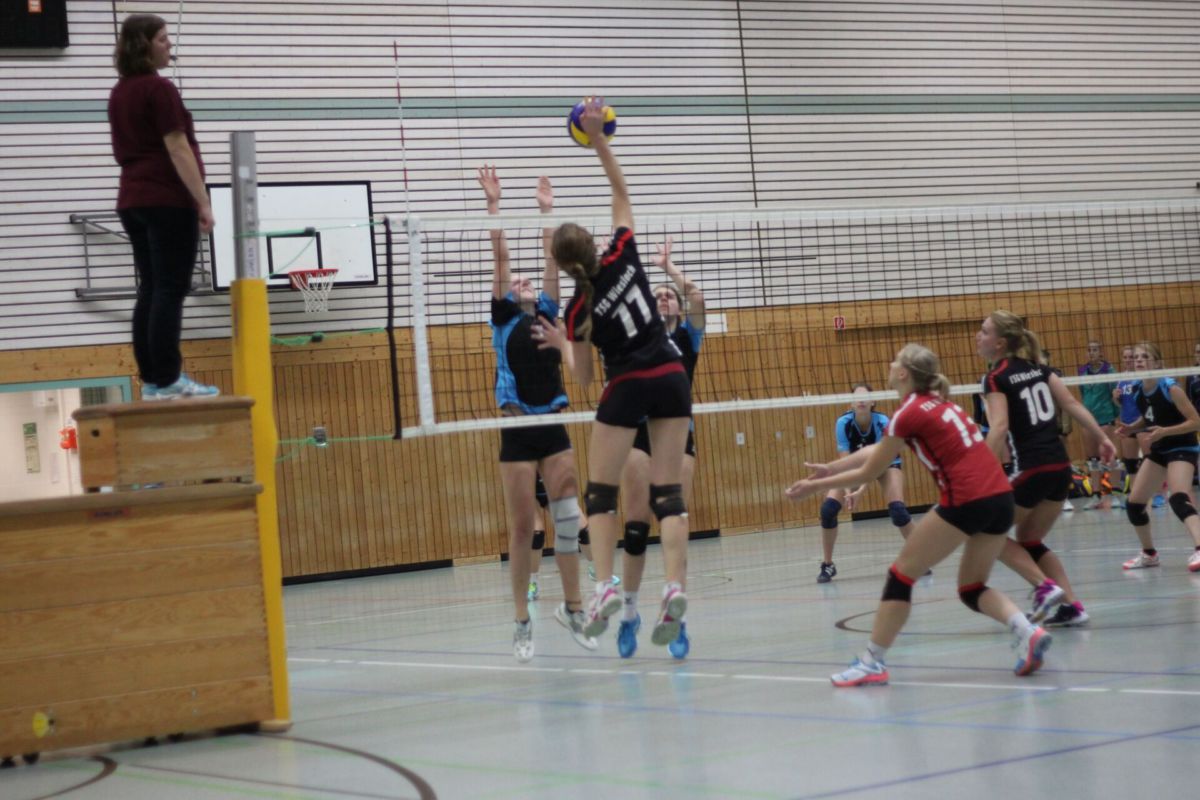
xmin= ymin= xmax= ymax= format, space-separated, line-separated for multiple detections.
xmin=72 ymin=397 xmax=255 ymax=489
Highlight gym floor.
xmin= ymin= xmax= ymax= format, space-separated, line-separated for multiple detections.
xmin=7 ymin=503 xmax=1200 ymax=799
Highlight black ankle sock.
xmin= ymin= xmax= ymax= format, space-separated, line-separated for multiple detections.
xmin=1144 ymin=548 xmax=1157 ymax=556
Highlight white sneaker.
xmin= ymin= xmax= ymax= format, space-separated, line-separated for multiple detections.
xmin=1013 ymin=625 xmax=1051 ymax=676
xmin=1062 ymin=499 xmax=1074 ymax=512
xmin=651 ymin=586 xmax=688 ymax=646
xmin=1188 ymin=551 xmax=1200 ymax=573
xmin=554 ymin=602 xmax=599 ymax=651
xmin=148 ymin=374 xmax=220 ymax=400
xmin=831 ymin=656 xmax=889 ymax=687
xmin=583 ymin=582 xmax=623 ymax=638
xmin=1028 ymin=582 xmax=1066 ymax=624
xmin=1122 ymin=551 xmax=1160 ymax=570
xmin=513 ymin=619 xmax=534 ymax=662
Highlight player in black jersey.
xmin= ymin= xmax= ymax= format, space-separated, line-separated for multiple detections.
xmin=478 ymin=166 xmax=595 ymax=661
xmin=978 ymin=311 xmax=1116 ymax=626
xmin=552 ymin=97 xmax=693 ymax=650
xmin=1115 ymin=341 xmax=1200 ymax=572
xmin=614 ymin=235 xmax=706 ymax=659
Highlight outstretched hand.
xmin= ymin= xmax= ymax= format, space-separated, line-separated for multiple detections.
xmin=531 ymin=318 xmax=568 ymax=352
xmin=785 ymin=479 xmax=817 ymax=501
xmin=537 ymin=175 xmax=554 ymax=213
xmin=652 ymin=236 xmax=675 ymax=271
xmin=476 ymin=164 xmax=501 ymax=207
xmin=579 ymin=96 xmax=607 ymax=141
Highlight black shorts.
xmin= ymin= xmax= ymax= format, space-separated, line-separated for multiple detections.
xmin=632 ymin=420 xmax=697 ymax=458
xmin=499 ymin=422 xmax=572 ymax=463
xmin=596 ymin=365 xmax=692 ymax=428
xmin=1011 ymin=465 xmax=1073 ymax=508
xmin=934 ymin=492 xmax=1015 ymax=536
xmin=1145 ymin=449 xmax=1200 ymax=468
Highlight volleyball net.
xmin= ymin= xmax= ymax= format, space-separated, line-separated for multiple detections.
xmin=393 ymin=196 xmax=1200 ymax=437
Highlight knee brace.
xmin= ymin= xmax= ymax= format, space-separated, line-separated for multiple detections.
xmin=1169 ymin=492 xmax=1198 ymax=523
xmin=819 ymin=497 xmax=842 ymax=529
xmin=584 ymin=482 xmax=619 ymax=516
xmin=531 ymin=530 xmax=545 ymax=551
xmin=1126 ymin=501 xmax=1150 ymax=527
xmin=888 ymin=500 xmax=912 ymax=528
xmin=881 ymin=565 xmax=915 ymax=603
xmin=549 ymin=497 xmax=581 ymax=554
xmin=959 ymin=582 xmax=989 ymax=613
xmin=1020 ymin=539 xmax=1050 ymax=563
xmin=1123 ymin=458 xmax=1141 ymax=477
xmin=623 ymin=521 xmax=651 ymax=556
xmin=534 ymin=475 xmax=549 ymax=509
xmin=649 ymin=483 xmax=687 ymax=521
xmin=578 ymin=526 xmax=590 ymax=546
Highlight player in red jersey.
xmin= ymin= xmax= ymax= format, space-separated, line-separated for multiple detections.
xmin=979 ymin=311 xmax=1116 ymax=627
xmin=787 ymin=343 xmax=1051 ymax=686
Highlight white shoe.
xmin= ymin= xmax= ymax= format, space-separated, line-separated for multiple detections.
xmin=1062 ymin=499 xmax=1074 ymax=512
xmin=651 ymin=586 xmax=688 ymax=646
xmin=1013 ymin=626 xmax=1051 ymax=676
xmin=1122 ymin=551 xmax=1160 ymax=570
xmin=583 ymin=582 xmax=623 ymax=638
xmin=1188 ymin=551 xmax=1200 ymax=573
xmin=554 ymin=602 xmax=599 ymax=651
xmin=513 ymin=619 xmax=534 ymax=662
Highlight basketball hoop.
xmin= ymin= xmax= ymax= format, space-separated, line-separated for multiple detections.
xmin=288 ymin=268 xmax=338 ymax=313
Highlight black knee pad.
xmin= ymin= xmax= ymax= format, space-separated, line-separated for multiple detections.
xmin=649 ymin=483 xmax=687 ymax=521
xmin=1126 ymin=501 xmax=1150 ymax=526
xmin=623 ymin=521 xmax=651 ymax=556
xmin=584 ymin=482 xmax=619 ymax=516
xmin=959 ymin=583 xmax=989 ymax=613
xmin=888 ymin=501 xmax=912 ymax=528
xmin=819 ymin=497 xmax=842 ymax=529
xmin=1122 ymin=458 xmax=1141 ymax=477
xmin=881 ymin=565 xmax=914 ymax=603
xmin=578 ymin=526 xmax=590 ymax=546
xmin=534 ymin=475 xmax=549 ymax=509
xmin=1169 ymin=492 xmax=1198 ymax=522
xmin=531 ymin=530 xmax=545 ymax=551
xmin=1020 ymin=540 xmax=1050 ymax=563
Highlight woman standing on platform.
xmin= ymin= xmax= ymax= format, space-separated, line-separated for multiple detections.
xmin=787 ymin=344 xmax=1051 ymax=686
xmin=978 ymin=311 xmax=1116 ymax=627
xmin=108 ymin=15 xmax=218 ymax=400
xmin=551 ymin=98 xmax=693 ymax=648
xmin=615 ymin=235 xmax=705 ymax=659
xmin=813 ymin=384 xmax=914 ymax=585
xmin=1116 ymin=342 xmax=1200 ymax=572
xmin=478 ymin=166 xmax=595 ymax=660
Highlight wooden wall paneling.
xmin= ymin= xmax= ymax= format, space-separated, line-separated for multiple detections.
xmin=336 ymin=361 xmax=364 ymax=570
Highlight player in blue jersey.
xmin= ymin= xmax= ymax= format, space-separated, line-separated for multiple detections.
xmin=1113 ymin=345 xmax=1142 ymax=497
xmin=552 ymin=98 xmax=694 ymax=649
xmin=615 ymin=235 xmax=705 ymax=658
xmin=816 ymin=384 xmax=915 ymax=583
xmin=1116 ymin=342 xmax=1200 ymax=572
xmin=478 ymin=166 xmax=596 ymax=660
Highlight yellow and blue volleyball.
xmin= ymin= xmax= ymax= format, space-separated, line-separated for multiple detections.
xmin=567 ymin=99 xmax=617 ymax=148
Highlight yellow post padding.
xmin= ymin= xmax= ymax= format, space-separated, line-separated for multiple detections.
xmin=230 ymin=277 xmax=291 ymax=727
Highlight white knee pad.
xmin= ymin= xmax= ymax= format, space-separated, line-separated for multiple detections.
xmin=550 ymin=496 xmax=581 ymax=554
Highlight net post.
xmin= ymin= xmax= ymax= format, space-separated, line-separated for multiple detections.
xmin=228 ymin=131 xmax=291 ymax=728
xmin=406 ymin=214 xmax=436 ymax=432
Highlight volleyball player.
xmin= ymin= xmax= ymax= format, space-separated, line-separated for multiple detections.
xmin=787 ymin=344 xmax=1052 ymax=686
xmin=815 ymin=384 xmax=914 ymax=584
xmin=1116 ymin=342 xmax=1200 ymax=572
xmin=551 ymin=97 xmax=693 ymax=647
xmin=1078 ymin=340 xmax=1119 ymax=510
xmin=978 ymin=311 xmax=1116 ymax=627
xmin=1113 ymin=346 xmax=1142 ymax=498
xmin=478 ymin=166 xmax=596 ymax=660
xmin=615 ymin=235 xmax=704 ymax=659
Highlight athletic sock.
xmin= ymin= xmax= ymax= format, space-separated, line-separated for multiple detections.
xmin=622 ymin=591 xmax=639 ymax=621
xmin=865 ymin=641 xmax=888 ymax=664
xmin=1008 ymin=612 xmax=1034 ymax=634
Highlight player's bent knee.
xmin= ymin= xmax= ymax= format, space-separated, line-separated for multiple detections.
xmin=820 ymin=497 xmax=842 ymax=529
xmin=1169 ymin=492 xmax=1198 ymax=522
xmin=623 ymin=521 xmax=651 ymax=556
xmin=585 ymin=482 xmax=619 ymax=516
xmin=1126 ymin=501 xmax=1150 ymax=526
xmin=881 ymin=565 xmax=915 ymax=603
xmin=959 ymin=583 xmax=989 ymax=613
xmin=1020 ymin=540 xmax=1050 ymax=563
xmin=649 ymin=483 xmax=686 ymax=521
xmin=887 ymin=500 xmax=911 ymax=528
xmin=531 ymin=530 xmax=545 ymax=551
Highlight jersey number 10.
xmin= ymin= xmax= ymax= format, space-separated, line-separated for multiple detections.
xmin=1018 ymin=382 xmax=1056 ymax=424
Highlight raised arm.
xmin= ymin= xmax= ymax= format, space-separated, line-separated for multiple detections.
xmin=580 ymin=96 xmax=633 ymax=233
xmin=477 ymin=165 xmax=509 ymax=300
xmin=537 ymin=175 xmax=559 ymax=303
xmin=654 ymin=236 xmax=706 ymax=330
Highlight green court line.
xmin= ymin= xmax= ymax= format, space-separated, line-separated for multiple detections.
xmin=5 ymin=94 xmax=1200 ymax=123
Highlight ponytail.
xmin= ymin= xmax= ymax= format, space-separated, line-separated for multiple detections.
xmin=553 ymin=223 xmax=598 ymax=342
xmin=990 ymin=309 xmax=1043 ymax=362
xmin=897 ymin=343 xmax=951 ymax=400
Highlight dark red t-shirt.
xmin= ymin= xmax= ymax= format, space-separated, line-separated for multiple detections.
xmin=107 ymin=73 xmax=204 ymax=209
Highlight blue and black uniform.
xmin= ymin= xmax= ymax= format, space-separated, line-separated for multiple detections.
xmin=983 ymin=358 xmax=1072 ymax=507
xmin=490 ymin=291 xmax=571 ymax=462
xmin=565 ymin=228 xmax=691 ymax=427
xmin=633 ymin=318 xmax=703 ymax=457
xmin=1135 ymin=378 xmax=1200 ymax=467
xmin=835 ymin=410 xmax=900 ymax=468
xmin=1117 ymin=379 xmax=1141 ymax=426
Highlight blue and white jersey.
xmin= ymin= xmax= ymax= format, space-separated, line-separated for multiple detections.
xmin=1134 ymin=377 xmax=1199 ymax=455
xmin=836 ymin=410 xmax=900 ymax=466
xmin=1116 ymin=379 xmax=1141 ymax=425
xmin=489 ymin=291 xmax=568 ymax=414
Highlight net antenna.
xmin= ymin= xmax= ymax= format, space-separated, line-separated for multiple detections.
xmin=287 ymin=267 xmax=338 ymax=314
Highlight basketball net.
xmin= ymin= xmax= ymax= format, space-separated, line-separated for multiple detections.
xmin=288 ymin=268 xmax=338 ymax=313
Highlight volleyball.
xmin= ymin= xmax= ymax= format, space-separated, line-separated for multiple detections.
xmin=567 ymin=98 xmax=617 ymax=148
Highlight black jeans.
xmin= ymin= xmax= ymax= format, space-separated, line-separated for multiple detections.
xmin=119 ymin=206 xmax=199 ymax=387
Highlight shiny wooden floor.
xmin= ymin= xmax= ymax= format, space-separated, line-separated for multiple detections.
xmin=8 ymin=501 xmax=1200 ymax=799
